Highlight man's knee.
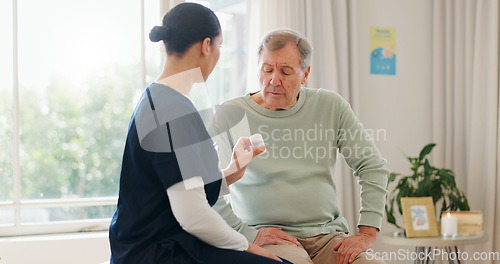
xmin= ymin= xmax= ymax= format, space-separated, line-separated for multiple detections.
xmin=263 ymin=244 xmax=314 ymax=264
xmin=354 ymin=252 xmax=386 ymax=264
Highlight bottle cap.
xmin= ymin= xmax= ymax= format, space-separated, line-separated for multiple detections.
xmin=250 ymin=133 xmax=265 ymax=149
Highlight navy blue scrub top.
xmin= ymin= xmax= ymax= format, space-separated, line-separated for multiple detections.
xmin=109 ymin=83 xmax=223 ymax=263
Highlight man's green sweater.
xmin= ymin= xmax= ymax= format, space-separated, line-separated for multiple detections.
xmin=211 ymin=88 xmax=389 ymax=241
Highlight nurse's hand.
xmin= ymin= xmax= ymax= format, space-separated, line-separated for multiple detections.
xmin=223 ymin=137 xmax=266 ymax=185
xmin=246 ymin=242 xmax=283 ymax=262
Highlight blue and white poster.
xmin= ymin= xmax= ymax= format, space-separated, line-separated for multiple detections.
xmin=370 ymin=27 xmax=396 ymax=75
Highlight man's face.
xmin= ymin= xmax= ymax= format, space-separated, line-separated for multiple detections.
xmin=258 ymin=42 xmax=310 ymax=110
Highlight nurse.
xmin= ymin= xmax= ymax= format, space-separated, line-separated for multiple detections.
xmin=109 ymin=3 xmax=291 ymax=264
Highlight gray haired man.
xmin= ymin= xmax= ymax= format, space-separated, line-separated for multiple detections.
xmin=210 ymin=29 xmax=388 ymax=264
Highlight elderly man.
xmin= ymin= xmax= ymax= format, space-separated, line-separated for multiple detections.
xmin=209 ymin=29 xmax=388 ymax=264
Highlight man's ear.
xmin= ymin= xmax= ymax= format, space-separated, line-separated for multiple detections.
xmin=301 ymin=66 xmax=311 ymax=85
xmin=201 ymin=37 xmax=211 ymax=57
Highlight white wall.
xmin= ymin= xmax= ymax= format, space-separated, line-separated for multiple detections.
xmin=354 ymin=0 xmax=433 ymax=181
xmin=0 ymin=232 xmax=110 ymax=264
xmin=352 ymin=0 xmax=433 ymax=262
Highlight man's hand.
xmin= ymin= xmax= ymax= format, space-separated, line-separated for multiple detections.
xmin=254 ymin=227 xmax=301 ymax=247
xmin=333 ymin=226 xmax=378 ymax=264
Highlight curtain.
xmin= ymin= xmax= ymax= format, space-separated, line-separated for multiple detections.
xmin=246 ymin=0 xmax=361 ymax=233
xmin=431 ymin=0 xmax=499 ymax=260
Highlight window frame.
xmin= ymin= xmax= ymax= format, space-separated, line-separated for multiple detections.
xmin=0 ymin=198 xmax=117 ymax=237
xmin=0 ymin=0 xmax=150 ymax=237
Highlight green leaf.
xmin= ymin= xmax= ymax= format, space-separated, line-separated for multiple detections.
xmin=441 ymin=199 xmax=448 ymax=215
xmin=396 ymin=194 xmax=404 ymax=215
xmin=431 ymin=179 xmax=443 ymax=202
xmin=423 ymin=159 xmax=431 ymax=175
xmin=438 ymin=169 xmax=456 ymax=186
xmin=460 ymin=193 xmax=470 ymax=210
xmin=388 ymin=173 xmax=398 ymax=183
xmin=449 ymin=194 xmax=462 ymax=210
xmin=418 ymin=143 xmax=436 ymax=161
xmin=385 ymin=206 xmax=400 ymax=229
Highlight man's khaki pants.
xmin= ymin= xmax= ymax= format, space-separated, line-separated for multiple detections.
xmin=263 ymin=232 xmax=385 ymax=264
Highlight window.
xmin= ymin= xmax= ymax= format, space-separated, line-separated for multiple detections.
xmin=0 ymin=0 xmax=14 ymax=226
xmin=186 ymin=0 xmax=249 ymax=106
xmin=0 ymin=0 xmax=162 ymax=236
xmin=0 ymin=0 xmax=247 ymax=236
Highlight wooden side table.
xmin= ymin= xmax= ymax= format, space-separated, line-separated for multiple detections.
xmin=380 ymin=232 xmax=487 ymax=264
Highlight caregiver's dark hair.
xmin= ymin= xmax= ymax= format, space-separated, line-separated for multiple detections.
xmin=149 ymin=2 xmax=221 ymax=56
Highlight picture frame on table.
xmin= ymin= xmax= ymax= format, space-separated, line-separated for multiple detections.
xmin=401 ymin=197 xmax=439 ymax=238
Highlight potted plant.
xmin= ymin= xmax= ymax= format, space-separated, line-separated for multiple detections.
xmin=385 ymin=143 xmax=470 ymax=229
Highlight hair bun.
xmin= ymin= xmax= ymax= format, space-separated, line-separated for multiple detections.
xmin=149 ymin=25 xmax=170 ymax=42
